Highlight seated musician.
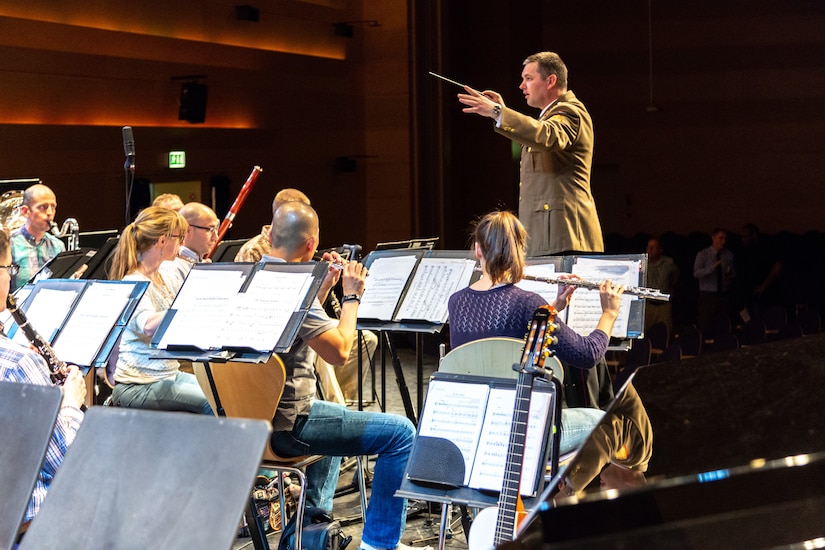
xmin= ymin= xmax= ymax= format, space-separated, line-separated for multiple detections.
xmin=236 ymin=187 xmax=378 ymax=405
xmin=107 ymin=206 xmax=212 ymax=415
xmin=151 ymin=192 xmax=184 ymax=212
xmin=0 ymin=227 xmax=86 ymax=532
xmin=264 ymin=201 xmax=418 ymax=550
xmin=10 ymin=183 xmax=65 ymax=291
xmin=161 ymin=202 xmax=219 ymax=282
xmin=446 ymin=210 xmax=624 ymax=454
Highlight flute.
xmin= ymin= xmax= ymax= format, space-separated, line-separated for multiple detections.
xmin=522 ymin=274 xmax=670 ymax=302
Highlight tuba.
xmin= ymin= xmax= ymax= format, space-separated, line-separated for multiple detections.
xmin=0 ymin=190 xmax=25 ymax=233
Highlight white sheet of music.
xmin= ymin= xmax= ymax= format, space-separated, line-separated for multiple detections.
xmin=518 ymin=263 xmax=560 ymax=308
xmin=396 ymin=258 xmax=476 ymax=323
xmin=468 ymin=387 xmax=551 ymax=495
xmin=52 ymin=282 xmax=135 ymax=367
xmin=564 ymin=258 xmax=639 ymax=338
xmin=1 ymin=287 xmax=31 ymax=334
xmin=418 ymin=380 xmax=491 ymax=485
xmin=219 ymin=269 xmax=312 ymax=350
xmin=359 ymin=255 xmax=418 ymax=320
xmin=158 ymin=269 xmax=248 ymax=350
xmin=12 ymin=288 xmax=78 ymax=348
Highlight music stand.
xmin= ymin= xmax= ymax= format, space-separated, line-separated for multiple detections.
xmin=29 ymin=248 xmax=95 ymax=284
xmin=210 ymin=238 xmax=248 ymax=263
xmin=0 ymin=382 xmax=62 ymax=550
xmin=79 ymin=236 xmax=120 ymax=280
xmin=78 ymin=229 xmax=119 ymax=250
xmin=20 ymin=408 xmax=270 ymax=550
xmin=374 ymin=237 xmax=438 ymax=251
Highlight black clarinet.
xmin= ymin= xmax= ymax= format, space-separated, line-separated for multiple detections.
xmin=6 ymin=295 xmax=69 ymax=384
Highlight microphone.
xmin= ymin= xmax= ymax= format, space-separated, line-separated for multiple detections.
xmin=122 ymin=126 xmax=135 ymax=173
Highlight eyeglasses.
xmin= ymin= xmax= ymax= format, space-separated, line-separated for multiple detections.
xmin=168 ymin=234 xmax=185 ymax=244
xmin=0 ymin=264 xmax=20 ymax=277
xmin=190 ymin=224 xmax=219 ymax=235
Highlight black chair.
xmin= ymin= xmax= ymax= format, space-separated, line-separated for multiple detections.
xmin=797 ymin=308 xmax=821 ymax=335
xmin=20 ymin=408 xmax=270 ymax=550
xmin=777 ymin=322 xmax=803 ymax=340
xmin=624 ymin=338 xmax=652 ymax=369
xmin=0 ymin=382 xmax=62 ymax=550
xmin=739 ymin=319 xmax=767 ymax=347
xmin=707 ymin=333 xmax=739 ymax=352
xmin=659 ymin=342 xmax=683 ymax=363
xmin=646 ymin=322 xmax=669 ymax=360
xmin=761 ymin=305 xmax=789 ymax=338
xmin=675 ymin=325 xmax=703 ymax=358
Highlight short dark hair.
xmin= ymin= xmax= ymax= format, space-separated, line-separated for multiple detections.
xmin=523 ymin=51 xmax=568 ymax=90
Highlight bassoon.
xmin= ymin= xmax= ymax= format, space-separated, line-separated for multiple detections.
xmin=204 ymin=165 xmax=263 ymax=259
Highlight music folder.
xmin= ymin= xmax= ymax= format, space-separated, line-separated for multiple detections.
xmin=151 ymin=261 xmax=327 ymax=362
xmin=357 ymin=249 xmax=477 ymax=325
xmin=5 ymin=278 xmax=149 ymax=371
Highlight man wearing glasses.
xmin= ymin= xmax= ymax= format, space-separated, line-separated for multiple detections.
xmin=161 ymin=202 xmax=218 ymax=282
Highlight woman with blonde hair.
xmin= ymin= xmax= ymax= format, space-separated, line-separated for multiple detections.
xmin=109 ymin=206 xmax=212 ymax=414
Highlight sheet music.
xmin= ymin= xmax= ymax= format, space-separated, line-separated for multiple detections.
xmin=518 ymin=263 xmax=560 ymax=310
xmin=359 ymin=255 xmax=418 ymax=320
xmin=220 ymin=270 xmax=312 ymax=350
xmin=52 ymin=282 xmax=135 ymax=366
xmin=564 ymin=258 xmax=639 ymax=338
xmin=418 ymin=380 xmax=491 ymax=485
xmin=158 ymin=269 xmax=248 ymax=350
xmin=12 ymin=288 xmax=79 ymax=347
xmin=468 ymin=387 xmax=551 ymax=495
xmin=1 ymin=287 xmax=31 ymax=333
xmin=395 ymin=258 xmax=476 ymax=323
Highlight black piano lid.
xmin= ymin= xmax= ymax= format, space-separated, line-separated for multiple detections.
xmin=513 ymin=333 xmax=825 ymax=549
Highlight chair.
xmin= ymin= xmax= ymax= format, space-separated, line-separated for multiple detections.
xmin=624 ymin=338 xmax=652 ymax=369
xmin=797 ymin=308 xmax=821 ymax=335
xmin=659 ymin=342 xmax=683 ymax=363
xmin=439 ymin=337 xmax=564 ymax=385
xmin=675 ymin=325 xmax=703 ymax=359
xmin=706 ymin=333 xmax=739 ymax=352
xmin=194 ymin=356 xmax=367 ymax=550
xmin=777 ymin=321 xmax=803 ymax=340
xmin=646 ymin=322 xmax=669 ymax=360
xmin=0 ymin=382 xmax=62 ymax=550
xmin=739 ymin=318 xmax=767 ymax=347
xmin=762 ymin=305 xmax=788 ymax=338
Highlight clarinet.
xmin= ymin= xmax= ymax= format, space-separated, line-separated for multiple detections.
xmin=6 ymin=295 xmax=69 ymax=384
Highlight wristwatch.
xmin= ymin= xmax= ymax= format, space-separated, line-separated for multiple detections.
xmin=492 ymin=103 xmax=501 ymax=118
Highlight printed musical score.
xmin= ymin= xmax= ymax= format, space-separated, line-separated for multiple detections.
xmin=417 ymin=378 xmax=553 ymax=495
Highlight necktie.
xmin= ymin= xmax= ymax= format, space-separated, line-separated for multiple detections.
xmin=716 ymin=251 xmax=723 ymax=293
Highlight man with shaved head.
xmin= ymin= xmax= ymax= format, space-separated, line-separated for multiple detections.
xmin=10 ymin=183 xmax=65 ymax=291
xmin=265 ymin=201 xmax=416 ymax=550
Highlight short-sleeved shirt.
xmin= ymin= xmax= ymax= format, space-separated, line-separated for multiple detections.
xmin=10 ymin=226 xmax=66 ymax=290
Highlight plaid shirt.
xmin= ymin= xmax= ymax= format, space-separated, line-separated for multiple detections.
xmin=234 ymin=226 xmax=271 ymax=262
xmin=0 ymin=335 xmax=83 ymax=523
xmin=10 ymin=225 xmax=65 ymax=291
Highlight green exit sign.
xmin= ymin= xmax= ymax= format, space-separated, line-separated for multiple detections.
xmin=168 ymin=151 xmax=186 ymax=169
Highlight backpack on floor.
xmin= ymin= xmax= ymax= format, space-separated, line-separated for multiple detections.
xmin=277 ymin=507 xmax=352 ymax=550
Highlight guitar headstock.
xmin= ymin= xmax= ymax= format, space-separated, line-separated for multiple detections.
xmin=516 ymin=305 xmax=558 ymax=376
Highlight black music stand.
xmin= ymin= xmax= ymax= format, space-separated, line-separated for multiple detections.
xmin=210 ymin=238 xmax=249 ymax=262
xmin=20 ymin=408 xmax=270 ymax=550
xmin=29 ymin=248 xmax=96 ymax=284
xmin=0 ymin=382 xmax=62 ymax=550
xmin=79 ymin=236 xmax=120 ymax=280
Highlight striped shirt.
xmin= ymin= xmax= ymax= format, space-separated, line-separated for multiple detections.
xmin=0 ymin=335 xmax=83 ymax=522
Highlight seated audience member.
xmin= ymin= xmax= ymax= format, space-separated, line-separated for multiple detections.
xmin=0 ymin=227 xmax=86 ymax=531
xmin=264 ymin=201 xmax=415 ymax=550
xmin=10 ymin=183 xmax=65 ymax=291
xmin=447 ymin=210 xmax=624 ymax=453
xmin=107 ymin=207 xmax=212 ymax=415
xmin=152 ymin=193 xmax=184 ymax=212
xmin=161 ymin=202 xmax=219 ymax=282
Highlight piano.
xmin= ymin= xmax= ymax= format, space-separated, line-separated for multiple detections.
xmin=506 ymin=332 xmax=825 ymax=549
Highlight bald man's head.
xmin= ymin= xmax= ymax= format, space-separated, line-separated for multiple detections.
xmin=270 ymin=201 xmax=319 ymax=261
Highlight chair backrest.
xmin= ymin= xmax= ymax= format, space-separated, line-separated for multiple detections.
xmin=439 ymin=337 xmax=564 ymax=384
xmin=676 ymin=325 xmax=703 ymax=358
xmin=797 ymin=308 xmax=821 ymax=335
xmin=194 ymin=356 xmax=286 ymax=461
xmin=624 ymin=338 xmax=652 ymax=368
xmin=659 ymin=342 xmax=683 ymax=363
xmin=646 ymin=322 xmax=669 ymax=353
xmin=0 ymin=382 xmax=62 ymax=550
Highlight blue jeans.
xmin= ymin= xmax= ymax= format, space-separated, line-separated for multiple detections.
xmin=560 ymin=407 xmax=605 ymax=454
xmin=272 ymin=400 xmax=415 ymax=550
xmin=112 ymin=371 xmax=213 ymax=415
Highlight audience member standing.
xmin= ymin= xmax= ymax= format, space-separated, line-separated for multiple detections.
xmin=644 ymin=237 xmax=679 ymax=334
xmin=693 ymin=228 xmax=735 ymax=333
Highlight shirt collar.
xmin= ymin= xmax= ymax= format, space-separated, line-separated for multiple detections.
xmin=178 ymin=246 xmax=200 ymax=262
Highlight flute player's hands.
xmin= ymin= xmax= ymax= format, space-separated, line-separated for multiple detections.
xmin=458 ymin=86 xmax=505 ymax=119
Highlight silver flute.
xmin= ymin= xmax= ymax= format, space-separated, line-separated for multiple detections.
xmin=522 ymin=274 xmax=670 ymax=302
